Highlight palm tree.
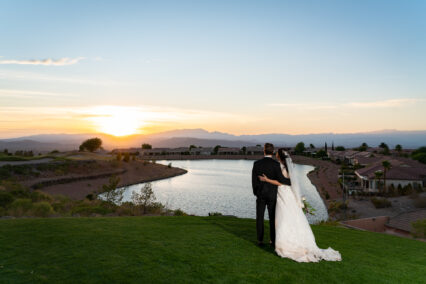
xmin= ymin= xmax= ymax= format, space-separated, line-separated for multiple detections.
xmin=374 ymin=171 xmax=383 ymax=193
xmin=382 ymin=160 xmax=392 ymax=194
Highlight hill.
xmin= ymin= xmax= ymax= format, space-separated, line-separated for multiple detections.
xmin=0 ymin=216 xmax=424 ymax=283
xmin=1 ymin=129 xmax=425 ymax=151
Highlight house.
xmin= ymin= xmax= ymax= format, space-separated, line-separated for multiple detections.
xmin=190 ymin=147 xmax=213 ymax=155
xmin=140 ymin=148 xmax=171 ymax=156
xmin=355 ymin=157 xmax=426 ymax=192
xmin=217 ymin=147 xmax=241 ymax=155
xmin=245 ymin=146 xmax=263 ymax=155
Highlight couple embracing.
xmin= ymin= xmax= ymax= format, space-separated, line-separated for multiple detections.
xmin=252 ymin=143 xmax=341 ymax=262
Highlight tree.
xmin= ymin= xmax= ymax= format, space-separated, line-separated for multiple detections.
xmin=379 ymin=142 xmax=388 ymax=149
xmin=395 ymin=144 xmax=402 ymax=153
xmin=116 ymin=152 xmax=122 ymax=161
xmin=241 ymin=146 xmax=247 ymax=154
xmin=213 ymin=145 xmax=221 ymax=155
xmin=123 ymin=152 xmax=130 ymax=162
xmin=101 ymin=176 xmax=124 ymax=204
xmin=412 ymin=146 xmax=426 ymax=164
xmin=324 ymin=142 xmax=328 ymax=152
xmin=132 ymin=183 xmax=156 ymax=214
xmin=310 ymin=144 xmax=315 ymax=149
xmin=374 ymin=171 xmax=383 ymax=192
xmin=189 ymin=145 xmax=196 ymax=151
xmin=294 ymin=142 xmax=305 ymax=154
xmin=316 ymin=149 xmax=327 ymax=158
xmin=382 ymin=160 xmax=392 ymax=193
xmin=358 ymin=142 xmax=368 ymax=151
xmin=331 ymin=142 xmax=334 ymax=151
xmin=79 ymin=138 xmax=102 ymax=152
xmin=141 ymin=143 xmax=152 ymax=149
xmin=335 ymin=146 xmax=345 ymax=151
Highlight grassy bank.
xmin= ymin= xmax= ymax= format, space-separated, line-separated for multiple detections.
xmin=0 ymin=216 xmax=425 ymax=283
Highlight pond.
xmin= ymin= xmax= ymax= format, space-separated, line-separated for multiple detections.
xmin=120 ymin=159 xmax=328 ymax=224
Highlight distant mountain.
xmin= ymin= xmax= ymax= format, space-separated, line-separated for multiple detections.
xmin=1 ymin=129 xmax=425 ymax=152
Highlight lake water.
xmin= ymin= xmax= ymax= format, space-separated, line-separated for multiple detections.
xmin=120 ymin=159 xmax=328 ymax=224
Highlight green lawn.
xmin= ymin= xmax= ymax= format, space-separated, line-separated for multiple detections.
xmin=0 ymin=216 xmax=424 ymax=283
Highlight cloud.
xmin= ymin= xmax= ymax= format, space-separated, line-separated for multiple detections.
xmin=345 ymin=98 xmax=423 ymax=108
xmin=268 ymin=98 xmax=424 ymax=110
xmin=0 ymin=89 xmax=78 ymax=98
xmin=0 ymin=57 xmax=84 ymax=66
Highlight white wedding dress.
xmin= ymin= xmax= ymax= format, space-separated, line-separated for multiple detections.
xmin=274 ymin=156 xmax=341 ymax=262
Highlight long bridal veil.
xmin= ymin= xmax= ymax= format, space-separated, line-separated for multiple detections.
xmin=285 ymin=153 xmax=303 ymax=208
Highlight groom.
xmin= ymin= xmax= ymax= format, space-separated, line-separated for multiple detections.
xmin=252 ymin=143 xmax=291 ymax=247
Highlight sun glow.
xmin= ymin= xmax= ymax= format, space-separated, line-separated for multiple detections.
xmin=88 ymin=106 xmax=146 ymax=136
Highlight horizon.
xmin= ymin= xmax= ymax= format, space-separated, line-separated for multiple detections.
xmin=1 ymin=127 xmax=426 ymax=140
xmin=1 ymin=1 xmax=426 ymax=137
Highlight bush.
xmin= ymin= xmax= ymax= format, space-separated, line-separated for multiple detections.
xmin=32 ymin=202 xmax=54 ymax=217
xmin=9 ymin=198 xmax=33 ymax=216
xmin=0 ymin=191 xmax=14 ymax=207
xmin=325 ymin=191 xmax=330 ymax=200
xmin=208 ymin=212 xmax=222 ymax=216
xmin=411 ymin=219 xmax=426 ymax=238
xmin=173 ymin=209 xmax=187 ymax=216
xmin=371 ymin=197 xmax=391 ymax=208
xmin=131 ymin=183 xmax=156 ymax=214
xmin=413 ymin=197 xmax=426 ymax=208
xmin=31 ymin=190 xmax=53 ymax=202
xmin=168 ymin=162 xmax=172 ymax=168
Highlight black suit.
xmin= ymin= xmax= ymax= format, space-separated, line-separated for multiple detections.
xmin=252 ymin=156 xmax=291 ymax=244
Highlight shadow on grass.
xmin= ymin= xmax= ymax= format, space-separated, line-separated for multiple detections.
xmin=204 ymin=216 xmax=276 ymax=254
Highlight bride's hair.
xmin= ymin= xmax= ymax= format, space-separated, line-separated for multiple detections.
xmin=277 ymin=148 xmax=289 ymax=170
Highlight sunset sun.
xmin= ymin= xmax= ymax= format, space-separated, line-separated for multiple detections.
xmin=89 ymin=106 xmax=145 ymax=136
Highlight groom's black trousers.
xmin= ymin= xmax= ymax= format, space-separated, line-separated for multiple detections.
xmin=256 ymin=195 xmax=276 ymax=244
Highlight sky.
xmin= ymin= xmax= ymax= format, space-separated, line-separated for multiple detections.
xmin=1 ymin=0 xmax=426 ymax=138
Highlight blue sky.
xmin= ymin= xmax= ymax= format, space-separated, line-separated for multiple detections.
xmin=1 ymin=0 xmax=425 ymax=137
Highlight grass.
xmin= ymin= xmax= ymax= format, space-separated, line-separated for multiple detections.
xmin=0 ymin=216 xmax=425 ymax=283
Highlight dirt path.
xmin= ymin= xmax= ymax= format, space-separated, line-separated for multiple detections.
xmin=37 ymin=161 xmax=187 ymax=200
xmin=292 ymin=155 xmax=341 ymax=201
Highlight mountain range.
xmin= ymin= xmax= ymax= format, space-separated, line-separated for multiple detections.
xmin=0 ymin=129 xmax=425 ymax=152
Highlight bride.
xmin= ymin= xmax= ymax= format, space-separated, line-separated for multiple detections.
xmin=259 ymin=149 xmax=341 ymax=262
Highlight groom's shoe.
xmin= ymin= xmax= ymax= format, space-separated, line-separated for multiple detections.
xmin=257 ymin=242 xmax=265 ymax=247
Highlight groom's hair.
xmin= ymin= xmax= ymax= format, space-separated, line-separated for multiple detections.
xmin=264 ymin=143 xmax=274 ymax=155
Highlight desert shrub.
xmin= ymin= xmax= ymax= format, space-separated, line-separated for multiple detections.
xmin=116 ymin=202 xmax=136 ymax=216
xmin=151 ymin=160 xmax=156 ymax=164
xmin=9 ymin=198 xmax=33 ymax=216
xmin=0 ymin=191 xmax=14 ymax=207
xmin=147 ymin=202 xmax=166 ymax=214
xmin=86 ymin=193 xmax=95 ymax=201
xmin=131 ymin=183 xmax=156 ymax=214
xmin=173 ymin=209 xmax=187 ymax=216
xmin=411 ymin=219 xmax=426 ymax=238
xmin=143 ymin=161 xmax=149 ymax=166
xmin=413 ymin=197 xmax=426 ymax=208
xmin=32 ymin=202 xmax=54 ymax=217
xmin=168 ymin=162 xmax=172 ymax=168
xmin=31 ymin=190 xmax=53 ymax=202
xmin=371 ymin=197 xmax=391 ymax=208
xmin=325 ymin=191 xmax=330 ymax=200
xmin=123 ymin=152 xmax=130 ymax=162
xmin=328 ymin=200 xmax=348 ymax=214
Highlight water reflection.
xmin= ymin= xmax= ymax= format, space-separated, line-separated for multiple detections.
xmin=120 ymin=160 xmax=328 ymax=224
